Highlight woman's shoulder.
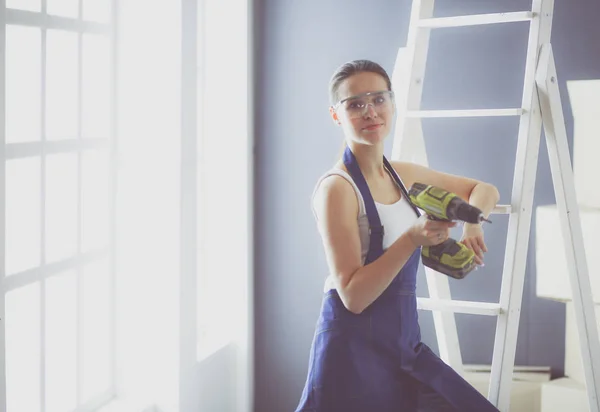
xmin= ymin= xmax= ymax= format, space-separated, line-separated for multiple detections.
xmin=387 ymin=159 xmax=413 ymax=175
xmin=388 ymin=160 xmax=420 ymax=189
xmin=314 ymin=161 xmax=352 ymax=189
xmin=311 ymin=164 xmax=362 ymax=221
xmin=313 ymin=166 xmax=357 ymax=203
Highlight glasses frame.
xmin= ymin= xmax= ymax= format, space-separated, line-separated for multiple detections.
xmin=332 ymin=90 xmax=395 ymax=117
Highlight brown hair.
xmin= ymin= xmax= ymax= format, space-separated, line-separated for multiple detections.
xmin=329 ymin=59 xmax=392 ymax=106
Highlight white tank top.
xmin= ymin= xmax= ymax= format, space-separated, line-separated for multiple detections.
xmin=311 ymin=168 xmax=420 ymax=292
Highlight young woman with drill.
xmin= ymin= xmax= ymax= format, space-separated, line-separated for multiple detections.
xmin=295 ymin=59 xmax=501 ymax=412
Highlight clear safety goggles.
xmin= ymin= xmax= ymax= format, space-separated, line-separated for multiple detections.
xmin=333 ymin=90 xmax=395 ymax=119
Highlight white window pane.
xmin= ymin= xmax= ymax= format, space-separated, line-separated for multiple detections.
xmin=83 ymin=0 xmax=111 ymax=23
xmin=81 ymin=150 xmax=109 ymax=251
xmin=47 ymin=0 xmax=78 ymax=18
xmin=6 ymin=25 xmax=42 ymax=143
xmin=82 ymin=34 xmax=111 ymax=139
xmin=45 ymin=153 xmax=78 ymax=263
xmin=6 ymin=283 xmax=41 ymax=412
xmin=82 ymin=258 xmax=111 ymax=402
xmin=7 ymin=0 xmax=41 ymax=12
xmin=45 ymin=270 xmax=77 ymax=412
xmin=46 ymin=30 xmax=78 ymax=141
xmin=6 ymin=158 xmax=41 ymax=275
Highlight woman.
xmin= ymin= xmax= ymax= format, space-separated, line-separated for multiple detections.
xmin=296 ymin=60 xmax=501 ymax=411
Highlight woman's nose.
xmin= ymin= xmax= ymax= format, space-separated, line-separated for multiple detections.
xmin=363 ymin=103 xmax=378 ymax=118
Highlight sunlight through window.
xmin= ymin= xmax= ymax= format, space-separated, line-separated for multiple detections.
xmin=82 ymin=259 xmax=111 ymax=402
xmin=6 ymin=25 xmax=41 ymax=144
xmin=45 ymin=270 xmax=77 ymax=412
xmin=45 ymin=153 xmax=78 ymax=263
xmin=5 ymin=158 xmax=41 ymax=275
xmin=5 ymin=284 xmax=41 ymax=412
xmin=6 ymin=0 xmax=41 ymax=12
xmin=47 ymin=0 xmax=78 ymax=19
xmin=81 ymin=150 xmax=110 ymax=252
xmin=82 ymin=0 xmax=111 ymax=23
xmin=82 ymin=34 xmax=110 ymax=139
xmin=46 ymin=29 xmax=78 ymax=141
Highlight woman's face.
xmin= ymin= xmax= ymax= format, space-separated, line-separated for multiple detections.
xmin=331 ymin=72 xmax=395 ymax=146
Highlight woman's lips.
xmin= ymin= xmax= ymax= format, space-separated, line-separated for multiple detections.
xmin=363 ymin=123 xmax=383 ymax=130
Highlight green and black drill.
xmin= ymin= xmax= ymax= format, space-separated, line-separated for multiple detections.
xmin=408 ymin=182 xmax=491 ymax=279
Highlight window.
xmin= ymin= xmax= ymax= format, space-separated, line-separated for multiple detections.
xmin=1 ymin=2 xmax=116 ymax=411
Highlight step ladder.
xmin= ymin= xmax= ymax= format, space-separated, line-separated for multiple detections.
xmin=390 ymin=1 xmax=600 ymax=410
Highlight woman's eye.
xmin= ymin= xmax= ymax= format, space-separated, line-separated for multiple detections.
xmin=374 ymin=96 xmax=385 ymax=104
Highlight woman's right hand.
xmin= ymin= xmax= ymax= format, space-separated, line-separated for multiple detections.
xmin=407 ymin=215 xmax=457 ymax=247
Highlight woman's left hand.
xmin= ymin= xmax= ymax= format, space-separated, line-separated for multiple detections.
xmin=460 ymin=223 xmax=487 ymax=266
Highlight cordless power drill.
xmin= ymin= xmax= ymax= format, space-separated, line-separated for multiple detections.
xmin=408 ymin=183 xmax=491 ymax=279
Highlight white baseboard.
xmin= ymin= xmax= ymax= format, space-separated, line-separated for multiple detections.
xmin=95 ymin=398 xmax=156 ymax=412
xmin=463 ymin=364 xmax=551 ymax=412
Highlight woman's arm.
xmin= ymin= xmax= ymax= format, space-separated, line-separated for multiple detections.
xmin=313 ymin=175 xmax=454 ymax=314
xmin=391 ymin=161 xmax=501 ymax=265
xmin=460 ymin=183 xmax=499 ymax=265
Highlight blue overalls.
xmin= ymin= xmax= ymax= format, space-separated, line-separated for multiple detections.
xmin=296 ymin=146 xmax=499 ymax=412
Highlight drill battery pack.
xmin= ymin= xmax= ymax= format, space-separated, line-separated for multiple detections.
xmin=421 ymin=239 xmax=477 ymax=279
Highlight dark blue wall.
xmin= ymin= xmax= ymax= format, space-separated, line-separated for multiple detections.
xmin=254 ymin=1 xmax=600 ymax=410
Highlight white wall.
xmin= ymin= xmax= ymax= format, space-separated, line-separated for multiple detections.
xmin=188 ymin=0 xmax=253 ymax=410
xmin=116 ymin=0 xmax=181 ymax=408
xmin=115 ymin=0 xmax=253 ymax=410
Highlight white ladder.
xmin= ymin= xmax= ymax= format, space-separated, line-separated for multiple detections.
xmin=391 ymin=1 xmax=600 ymax=411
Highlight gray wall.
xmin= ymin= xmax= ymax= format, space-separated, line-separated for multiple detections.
xmin=254 ymin=0 xmax=600 ymax=411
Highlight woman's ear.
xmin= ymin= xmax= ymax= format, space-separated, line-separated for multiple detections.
xmin=329 ymin=106 xmax=341 ymax=125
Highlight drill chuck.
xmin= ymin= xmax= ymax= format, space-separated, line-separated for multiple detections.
xmin=453 ymin=201 xmax=490 ymax=224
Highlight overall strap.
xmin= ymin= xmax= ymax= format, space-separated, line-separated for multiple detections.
xmin=382 ymin=156 xmax=422 ymax=218
xmin=342 ymin=146 xmax=384 ymax=264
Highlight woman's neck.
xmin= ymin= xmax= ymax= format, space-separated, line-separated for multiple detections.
xmin=347 ymin=142 xmax=386 ymax=180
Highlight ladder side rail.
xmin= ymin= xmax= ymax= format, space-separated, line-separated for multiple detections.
xmin=391 ymin=0 xmax=465 ymax=374
xmin=488 ymin=1 xmax=555 ymax=409
xmin=536 ymin=43 xmax=600 ymax=412
xmin=392 ymin=0 xmax=434 ymax=162
xmin=423 ymin=266 xmax=464 ymax=374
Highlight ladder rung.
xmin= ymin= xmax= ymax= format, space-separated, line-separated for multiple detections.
xmin=418 ymin=12 xmax=534 ymax=29
xmin=406 ymin=108 xmax=524 ymax=118
xmin=492 ymin=204 xmax=512 ymax=215
xmin=417 ymin=297 xmax=502 ymax=316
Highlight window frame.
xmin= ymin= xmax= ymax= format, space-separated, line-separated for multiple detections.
xmin=0 ymin=1 xmax=118 ymax=411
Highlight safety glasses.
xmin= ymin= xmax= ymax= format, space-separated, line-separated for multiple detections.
xmin=333 ymin=90 xmax=395 ymax=119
